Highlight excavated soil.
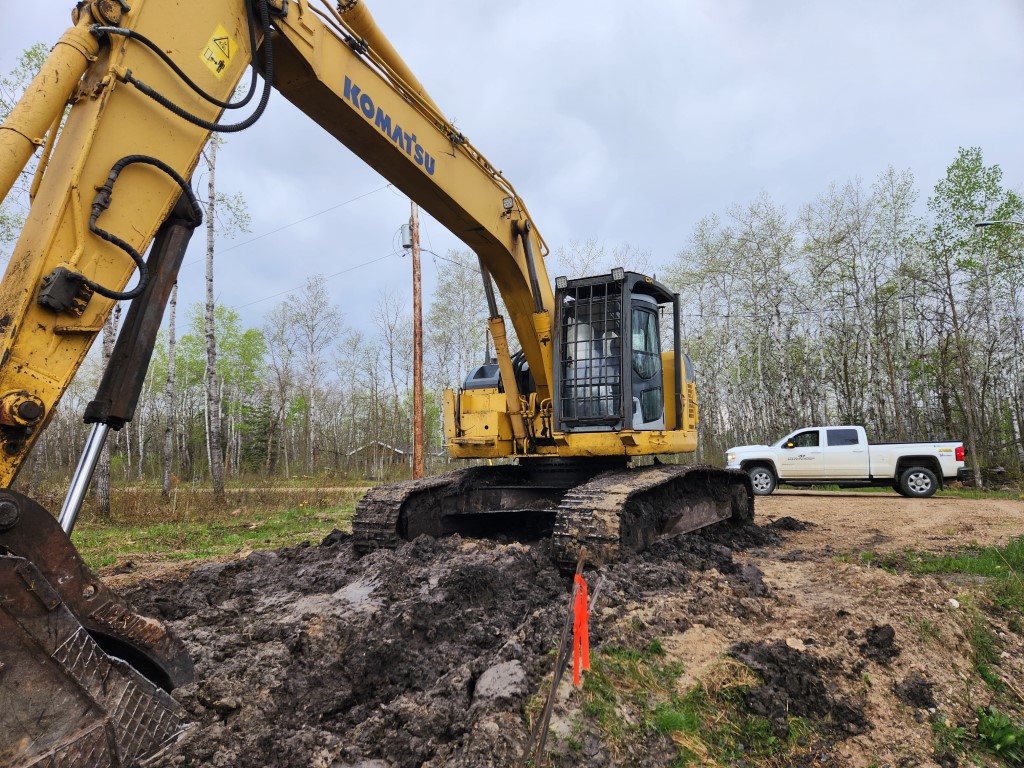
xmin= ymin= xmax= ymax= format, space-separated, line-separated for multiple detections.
xmin=109 ymin=491 xmax=1024 ymax=768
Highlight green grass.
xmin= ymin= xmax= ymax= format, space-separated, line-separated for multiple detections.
xmin=882 ymin=537 xmax=1024 ymax=616
xmin=578 ymin=642 xmax=681 ymax=739
xmin=871 ymin=538 xmax=1023 ymax=694
xmin=854 ymin=536 xmax=1024 ymax=755
xmin=653 ymin=672 xmax=812 ymax=765
xmin=930 ymin=702 xmax=1024 ymax=765
xmin=936 ymin=486 xmax=1024 ymax=500
xmin=570 ymin=644 xmax=814 ymax=766
xmin=931 ymin=714 xmax=969 ymax=757
xmin=72 ymin=503 xmax=355 ymax=570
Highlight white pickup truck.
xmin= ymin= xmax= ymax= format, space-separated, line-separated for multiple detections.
xmin=725 ymin=425 xmax=968 ymax=498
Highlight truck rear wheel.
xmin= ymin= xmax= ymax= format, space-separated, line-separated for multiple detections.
xmin=747 ymin=465 xmax=776 ymax=496
xmin=899 ymin=466 xmax=938 ymax=498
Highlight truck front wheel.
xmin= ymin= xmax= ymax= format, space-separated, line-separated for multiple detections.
xmin=747 ymin=465 xmax=777 ymax=496
xmin=898 ymin=466 xmax=938 ymax=498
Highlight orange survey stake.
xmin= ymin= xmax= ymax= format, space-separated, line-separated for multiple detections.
xmin=572 ymin=574 xmax=590 ymax=686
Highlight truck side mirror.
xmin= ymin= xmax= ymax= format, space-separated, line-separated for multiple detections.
xmin=784 ymin=441 xmax=795 ymax=449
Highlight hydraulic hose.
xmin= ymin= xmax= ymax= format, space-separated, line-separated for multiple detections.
xmin=97 ymin=0 xmax=274 ymax=133
xmin=87 ymin=155 xmax=202 ymax=300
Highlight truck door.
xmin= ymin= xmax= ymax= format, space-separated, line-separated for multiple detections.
xmin=824 ymin=427 xmax=869 ymax=478
xmin=778 ymin=428 xmax=824 ymax=478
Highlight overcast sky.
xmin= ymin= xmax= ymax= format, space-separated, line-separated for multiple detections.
xmin=1 ymin=1 xmax=1021 ymax=338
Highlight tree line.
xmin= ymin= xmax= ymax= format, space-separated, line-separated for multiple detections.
xmin=3 ymin=49 xmax=1021 ymax=493
xmin=667 ymin=149 xmax=1023 ymax=485
xmin=21 ymin=147 xmax=1022 ymax=495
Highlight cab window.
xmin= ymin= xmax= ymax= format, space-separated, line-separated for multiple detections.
xmin=631 ymin=308 xmax=660 ymax=379
xmin=788 ymin=430 xmax=819 ymax=448
xmin=827 ymin=428 xmax=859 ymax=446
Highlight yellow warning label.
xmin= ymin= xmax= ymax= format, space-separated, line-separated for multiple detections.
xmin=200 ymin=24 xmax=237 ymax=79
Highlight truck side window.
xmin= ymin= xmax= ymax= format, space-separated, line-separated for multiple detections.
xmin=827 ymin=428 xmax=859 ymax=446
xmin=790 ymin=430 xmax=819 ymax=448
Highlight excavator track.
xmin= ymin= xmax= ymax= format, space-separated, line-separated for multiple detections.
xmin=550 ymin=464 xmax=753 ymax=571
xmin=352 ymin=465 xmax=566 ymax=554
xmin=352 ymin=463 xmax=753 ymax=571
xmin=352 ymin=469 xmax=473 ymax=553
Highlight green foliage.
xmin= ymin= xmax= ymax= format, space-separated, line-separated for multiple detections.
xmin=665 ymin=150 xmax=1024 ymax=479
xmin=181 ymin=304 xmax=268 ymax=391
xmin=976 ymin=707 xmax=1024 ymax=766
xmin=931 ymin=714 xmax=969 ymax=757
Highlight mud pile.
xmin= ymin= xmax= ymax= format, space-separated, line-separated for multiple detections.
xmin=124 ymin=521 xmax=846 ymax=767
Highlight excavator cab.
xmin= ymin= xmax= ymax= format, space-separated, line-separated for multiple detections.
xmin=554 ymin=270 xmax=678 ymax=433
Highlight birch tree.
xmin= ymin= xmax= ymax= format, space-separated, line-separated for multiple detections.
xmin=163 ymin=286 xmax=178 ymax=499
xmin=94 ymin=306 xmax=122 ymax=516
xmin=200 ymin=136 xmax=250 ymax=501
xmin=924 ymin=147 xmax=1023 ymax=486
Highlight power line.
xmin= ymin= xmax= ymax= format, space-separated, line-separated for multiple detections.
xmin=183 ymin=183 xmax=392 ymax=267
xmin=230 ymin=252 xmax=396 ymax=310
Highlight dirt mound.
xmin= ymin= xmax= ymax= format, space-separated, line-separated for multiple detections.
xmin=893 ymin=673 xmax=936 ymax=709
xmin=859 ymin=623 xmax=901 ymax=665
xmin=768 ymin=515 xmax=814 ymax=531
xmin=133 ymin=534 xmax=565 ymax=767
xmin=731 ymin=640 xmax=868 ymax=739
xmin=125 ymin=523 xmax=781 ymax=767
xmin=114 ymin=493 xmax=1024 ymax=767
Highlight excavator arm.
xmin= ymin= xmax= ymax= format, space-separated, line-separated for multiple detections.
xmin=0 ymin=2 xmax=751 ymax=764
xmin=0 ymin=1 xmax=555 ymax=764
xmin=0 ymin=0 xmax=553 ymax=488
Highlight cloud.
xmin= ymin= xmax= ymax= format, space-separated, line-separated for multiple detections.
xmin=0 ymin=0 xmax=1020 ymax=341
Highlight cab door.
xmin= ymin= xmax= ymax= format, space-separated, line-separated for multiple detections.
xmin=778 ymin=429 xmax=824 ymax=479
xmin=629 ymin=297 xmax=665 ymax=430
xmin=824 ymin=427 xmax=869 ymax=479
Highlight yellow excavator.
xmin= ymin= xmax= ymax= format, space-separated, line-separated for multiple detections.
xmin=0 ymin=1 xmax=752 ymax=764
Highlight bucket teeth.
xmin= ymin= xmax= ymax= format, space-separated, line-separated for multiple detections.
xmin=0 ymin=555 xmax=188 ymax=768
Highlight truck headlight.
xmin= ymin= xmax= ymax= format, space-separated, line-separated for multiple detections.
xmin=726 ymin=453 xmax=736 ymax=463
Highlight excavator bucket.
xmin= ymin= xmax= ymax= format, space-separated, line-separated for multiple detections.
xmin=0 ymin=490 xmax=192 ymax=767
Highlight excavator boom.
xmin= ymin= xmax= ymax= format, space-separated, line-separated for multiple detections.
xmin=0 ymin=2 xmax=752 ymax=764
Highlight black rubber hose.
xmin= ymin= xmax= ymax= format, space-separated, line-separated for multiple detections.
xmin=91 ymin=0 xmax=259 ymax=110
xmin=87 ymin=155 xmax=203 ymax=301
xmin=104 ymin=0 xmax=274 ymax=133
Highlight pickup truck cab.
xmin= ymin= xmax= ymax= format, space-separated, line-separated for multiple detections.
xmin=725 ymin=425 xmax=967 ymax=498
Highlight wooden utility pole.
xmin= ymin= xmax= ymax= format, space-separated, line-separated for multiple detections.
xmin=410 ymin=202 xmax=425 ymax=479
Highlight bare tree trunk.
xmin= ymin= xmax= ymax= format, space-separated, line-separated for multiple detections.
xmin=944 ymin=264 xmax=983 ymax=488
xmin=205 ymin=139 xmax=225 ymax=503
xmin=95 ymin=305 xmax=122 ymax=516
xmin=162 ymin=284 xmax=177 ymax=500
xmin=1010 ymin=388 xmax=1024 ymax=471
xmin=137 ymin=399 xmax=145 ymax=481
